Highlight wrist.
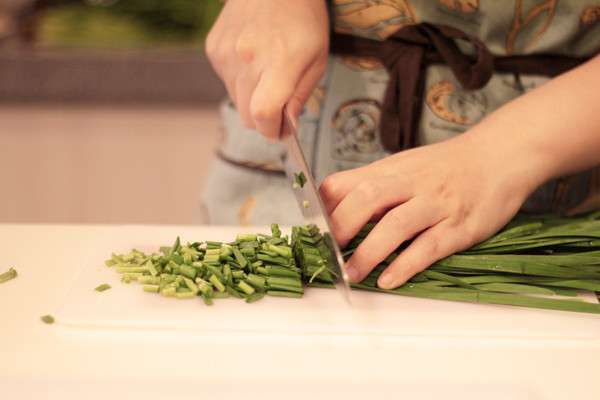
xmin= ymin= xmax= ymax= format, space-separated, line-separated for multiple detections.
xmin=459 ymin=124 xmax=551 ymax=203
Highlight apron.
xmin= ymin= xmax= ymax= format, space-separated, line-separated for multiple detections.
xmin=202 ymin=0 xmax=600 ymax=226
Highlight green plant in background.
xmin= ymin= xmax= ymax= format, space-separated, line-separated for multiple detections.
xmin=38 ymin=0 xmax=223 ymax=48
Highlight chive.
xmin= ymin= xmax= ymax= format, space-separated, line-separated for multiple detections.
xmin=267 ymin=290 xmax=303 ymax=298
xmin=116 ymin=266 xmax=146 ymax=274
xmin=94 ymin=283 xmax=111 ymax=292
xmin=172 ymin=236 xmax=181 ymax=253
xmin=267 ymin=283 xmax=304 ymax=294
xmin=236 ymin=234 xmax=257 ymax=242
xmin=183 ymin=277 xmax=199 ymax=294
xmin=160 ymin=286 xmax=176 ymax=297
xmin=203 ymin=254 xmax=220 ymax=264
xmin=0 ymin=267 xmax=17 ymax=284
xmin=40 ymin=315 xmax=55 ymax=324
xmin=246 ymin=292 xmax=266 ymax=303
xmin=232 ymin=247 xmax=248 ymax=268
xmin=176 ymin=291 xmax=196 ymax=299
xmin=219 ymin=246 xmax=233 ymax=259
xmin=294 ymin=171 xmax=307 ymax=188
xmin=271 ymin=224 xmax=282 ymax=238
xmin=139 ymin=276 xmax=161 ymax=285
xmin=226 ymin=286 xmax=244 ymax=299
xmin=178 ymin=264 xmax=197 ymax=280
xmin=209 ymin=274 xmax=226 ymax=293
xmin=232 ymin=270 xmax=246 ymax=279
xmin=473 ymin=283 xmax=558 ymax=296
xmin=238 ymin=281 xmax=256 ymax=295
xmin=143 ymin=284 xmax=160 ymax=293
xmin=121 ymin=273 xmax=142 ymax=283
xmin=206 ymin=265 xmax=224 ymax=280
xmin=302 ymin=200 xmax=310 ymax=209
xmin=267 ymin=276 xmax=302 ymax=288
xmin=202 ymin=295 xmax=214 ymax=306
xmin=246 ymin=274 xmax=266 ymax=290
xmin=422 ymin=271 xmax=475 ymax=290
xmin=308 ymin=265 xmax=326 ymax=283
xmin=170 ymin=253 xmax=184 ymax=265
xmin=266 ymin=244 xmax=292 ymax=259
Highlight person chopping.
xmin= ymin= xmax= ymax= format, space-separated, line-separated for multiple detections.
xmin=202 ymin=0 xmax=600 ymax=290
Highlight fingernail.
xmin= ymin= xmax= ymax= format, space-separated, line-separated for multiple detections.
xmin=345 ymin=264 xmax=359 ymax=282
xmin=377 ymin=273 xmax=395 ymax=289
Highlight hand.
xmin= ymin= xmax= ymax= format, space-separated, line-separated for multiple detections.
xmin=206 ymin=0 xmax=329 ymax=139
xmin=320 ymin=132 xmax=545 ymax=289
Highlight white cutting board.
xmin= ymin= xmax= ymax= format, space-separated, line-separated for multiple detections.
xmin=58 ymin=225 xmax=600 ymax=340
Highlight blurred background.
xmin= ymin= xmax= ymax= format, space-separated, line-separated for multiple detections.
xmin=0 ymin=0 xmax=226 ymax=225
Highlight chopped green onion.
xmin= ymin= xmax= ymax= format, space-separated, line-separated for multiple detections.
xmin=209 ymin=274 xmax=226 ymax=293
xmin=40 ymin=315 xmax=55 ymax=324
xmin=0 ymin=267 xmax=18 ymax=284
xmin=143 ymin=284 xmax=160 ymax=293
xmin=238 ymin=281 xmax=255 ymax=295
xmin=294 ymin=171 xmax=307 ymax=188
xmin=267 ymin=290 xmax=303 ymax=298
xmin=176 ymin=291 xmax=196 ymax=299
xmin=94 ymin=283 xmax=111 ymax=292
xmin=246 ymin=292 xmax=266 ymax=303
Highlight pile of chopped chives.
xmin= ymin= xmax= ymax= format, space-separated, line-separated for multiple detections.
xmin=106 ymin=224 xmax=303 ymax=304
xmin=106 ymin=213 xmax=600 ymax=314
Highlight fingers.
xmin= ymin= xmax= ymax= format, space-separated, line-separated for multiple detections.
xmin=286 ymin=58 xmax=327 ymax=121
xmin=235 ymin=68 xmax=261 ymax=129
xmin=376 ymin=219 xmax=472 ymax=289
xmin=345 ymin=199 xmax=444 ymax=283
xmin=319 ymin=167 xmax=376 ymax=214
xmin=330 ymin=177 xmax=413 ymax=247
xmin=250 ymin=61 xmax=308 ymax=140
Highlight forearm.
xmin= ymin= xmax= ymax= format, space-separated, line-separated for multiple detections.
xmin=464 ymin=54 xmax=600 ymax=190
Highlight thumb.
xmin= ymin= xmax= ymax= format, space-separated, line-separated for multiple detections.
xmin=250 ymin=59 xmax=326 ymax=140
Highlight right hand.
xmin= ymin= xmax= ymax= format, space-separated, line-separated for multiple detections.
xmin=206 ymin=0 xmax=329 ymax=139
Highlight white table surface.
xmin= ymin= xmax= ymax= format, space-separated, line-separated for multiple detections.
xmin=1 ymin=224 xmax=599 ymax=399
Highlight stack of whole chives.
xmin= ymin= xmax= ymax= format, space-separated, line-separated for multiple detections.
xmin=347 ymin=213 xmax=600 ymax=314
xmin=291 ymin=224 xmax=335 ymax=288
xmin=105 ymin=224 xmax=303 ymax=305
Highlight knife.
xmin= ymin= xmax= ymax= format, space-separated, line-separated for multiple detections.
xmin=281 ymin=107 xmax=353 ymax=304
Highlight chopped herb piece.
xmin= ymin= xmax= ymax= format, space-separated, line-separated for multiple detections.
xmin=41 ymin=315 xmax=55 ymax=324
xmin=176 ymin=291 xmax=196 ymax=299
xmin=294 ymin=171 xmax=307 ymax=188
xmin=143 ymin=284 xmax=160 ymax=293
xmin=246 ymin=292 xmax=266 ymax=303
xmin=238 ymin=281 xmax=255 ymax=295
xmin=0 ymin=267 xmax=17 ymax=284
xmin=95 ymin=283 xmax=111 ymax=292
xmin=209 ymin=274 xmax=226 ymax=293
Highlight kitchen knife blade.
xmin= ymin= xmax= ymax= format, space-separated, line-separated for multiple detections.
xmin=281 ymin=108 xmax=352 ymax=304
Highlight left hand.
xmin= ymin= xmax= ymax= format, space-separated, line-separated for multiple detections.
xmin=319 ymin=131 xmax=542 ymax=289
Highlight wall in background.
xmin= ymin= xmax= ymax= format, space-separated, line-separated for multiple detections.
xmin=0 ymin=105 xmax=222 ymax=224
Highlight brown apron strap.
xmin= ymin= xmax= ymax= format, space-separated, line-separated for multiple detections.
xmin=331 ymin=23 xmax=593 ymax=153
